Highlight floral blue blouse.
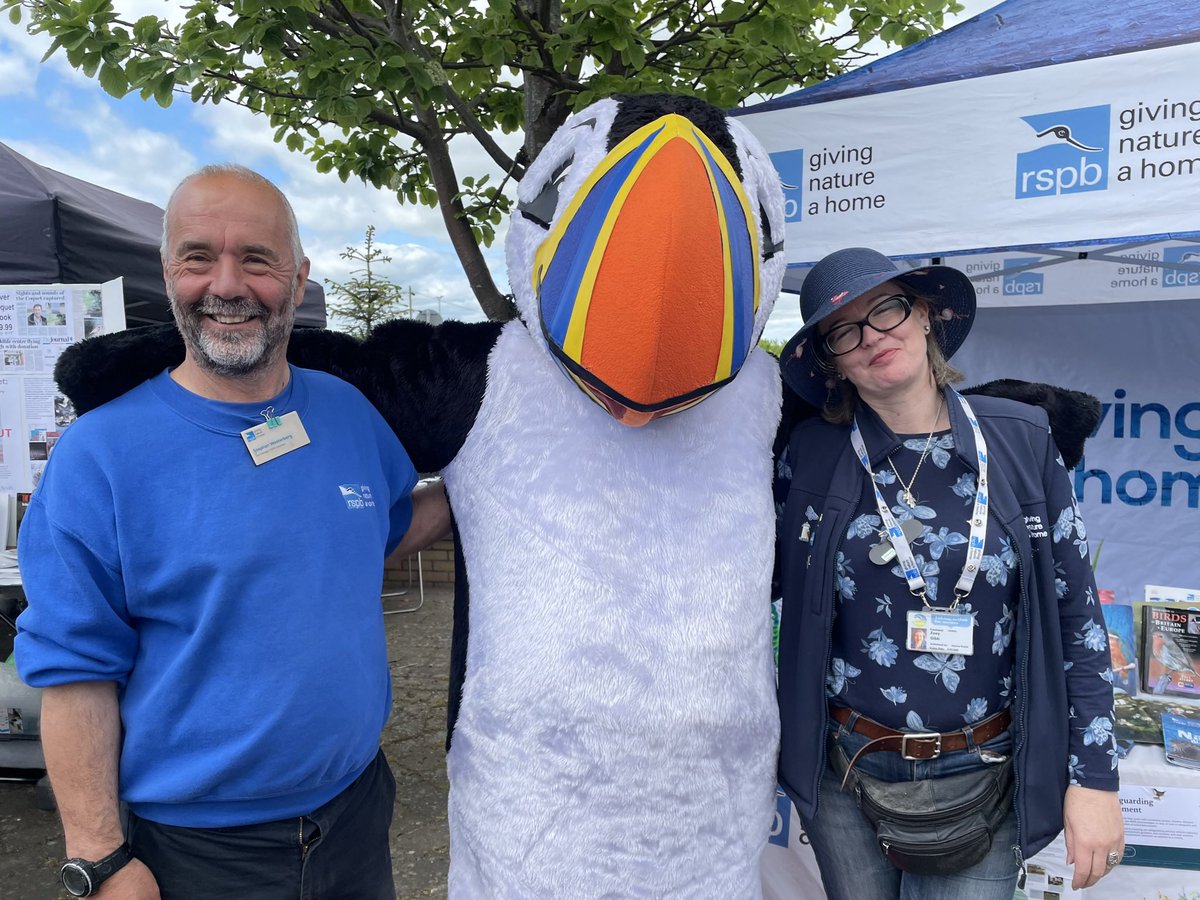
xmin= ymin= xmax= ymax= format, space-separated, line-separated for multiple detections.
xmin=781 ymin=428 xmax=1119 ymax=789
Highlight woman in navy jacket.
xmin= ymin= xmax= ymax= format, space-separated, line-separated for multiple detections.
xmin=775 ymin=247 xmax=1122 ymax=899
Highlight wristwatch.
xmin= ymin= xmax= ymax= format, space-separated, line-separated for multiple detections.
xmin=60 ymin=842 xmax=134 ymax=897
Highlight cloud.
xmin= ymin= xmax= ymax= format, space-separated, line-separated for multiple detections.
xmin=0 ymin=23 xmax=39 ymax=96
xmin=7 ymin=92 xmax=194 ymax=205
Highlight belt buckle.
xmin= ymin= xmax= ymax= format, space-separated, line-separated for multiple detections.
xmin=900 ymin=731 xmax=942 ymax=761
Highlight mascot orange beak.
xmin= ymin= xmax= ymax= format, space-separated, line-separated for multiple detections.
xmin=532 ymin=115 xmax=760 ymax=427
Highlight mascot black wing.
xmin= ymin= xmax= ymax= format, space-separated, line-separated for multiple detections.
xmin=59 ymin=94 xmax=791 ymax=899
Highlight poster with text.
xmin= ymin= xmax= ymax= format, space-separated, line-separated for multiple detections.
xmin=0 ymin=279 xmax=125 ymax=493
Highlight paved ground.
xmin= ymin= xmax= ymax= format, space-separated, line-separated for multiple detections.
xmin=0 ymin=581 xmax=454 ymax=900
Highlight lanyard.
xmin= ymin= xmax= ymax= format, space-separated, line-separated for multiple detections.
xmin=849 ymin=390 xmax=989 ymax=609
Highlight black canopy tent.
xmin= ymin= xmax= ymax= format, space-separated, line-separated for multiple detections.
xmin=0 ymin=142 xmax=327 ymax=327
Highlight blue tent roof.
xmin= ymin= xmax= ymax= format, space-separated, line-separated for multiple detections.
xmin=736 ymin=0 xmax=1200 ymax=115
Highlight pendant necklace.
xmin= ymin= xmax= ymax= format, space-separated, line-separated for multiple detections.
xmin=887 ymin=395 xmax=943 ymax=508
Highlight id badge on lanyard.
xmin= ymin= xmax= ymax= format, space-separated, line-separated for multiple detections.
xmin=906 ymin=609 xmax=976 ymax=655
xmin=850 ymin=391 xmax=990 ymax=656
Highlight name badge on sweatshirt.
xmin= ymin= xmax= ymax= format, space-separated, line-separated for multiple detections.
xmin=906 ymin=609 xmax=975 ymax=656
xmin=240 ymin=411 xmax=311 ymax=465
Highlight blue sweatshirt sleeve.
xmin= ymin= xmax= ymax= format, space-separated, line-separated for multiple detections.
xmin=15 ymin=492 xmax=136 ymax=688
xmin=1043 ymin=425 xmax=1119 ymax=790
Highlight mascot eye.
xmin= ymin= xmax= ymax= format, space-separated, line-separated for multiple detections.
xmin=518 ymin=157 xmax=574 ymax=230
xmin=760 ymin=203 xmax=784 ymax=261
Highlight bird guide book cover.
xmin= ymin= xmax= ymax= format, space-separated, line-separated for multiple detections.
xmin=1141 ymin=604 xmax=1200 ymax=698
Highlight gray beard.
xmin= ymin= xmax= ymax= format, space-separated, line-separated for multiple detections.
xmin=170 ymin=293 xmax=295 ymax=378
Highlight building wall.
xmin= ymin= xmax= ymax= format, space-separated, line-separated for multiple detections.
xmin=385 ymin=537 xmax=456 ymax=585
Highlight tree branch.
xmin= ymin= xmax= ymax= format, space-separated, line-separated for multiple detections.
xmin=414 ymin=104 xmax=515 ymax=320
xmin=375 ymin=0 xmax=522 ymax=177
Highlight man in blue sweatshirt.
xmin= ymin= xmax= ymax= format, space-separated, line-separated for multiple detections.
xmin=16 ymin=164 xmax=449 ymax=899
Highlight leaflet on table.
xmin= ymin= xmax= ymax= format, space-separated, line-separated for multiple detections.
xmin=1120 ymin=783 xmax=1200 ymax=870
xmin=0 ymin=280 xmax=125 ymax=494
xmin=1163 ymin=712 xmax=1200 ymax=770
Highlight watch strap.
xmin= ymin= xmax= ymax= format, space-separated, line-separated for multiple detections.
xmin=92 ymin=841 xmax=134 ymax=882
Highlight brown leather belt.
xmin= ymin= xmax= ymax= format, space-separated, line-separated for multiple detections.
xmin=831 ymin=706 xmax=1012 ymax=788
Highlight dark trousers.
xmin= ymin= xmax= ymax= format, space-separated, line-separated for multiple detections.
xmin=128 ymin=749 xmax=397 ymax=900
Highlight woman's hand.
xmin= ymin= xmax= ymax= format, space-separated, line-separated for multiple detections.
xmin=1063 ymin=784 xmax=1124 ymax=889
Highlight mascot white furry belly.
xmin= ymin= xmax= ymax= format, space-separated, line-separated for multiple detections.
xmin=445 ymin=327 xmax=779 ymax=897
xmin=55 ymin=93 xmax=790 ymax=899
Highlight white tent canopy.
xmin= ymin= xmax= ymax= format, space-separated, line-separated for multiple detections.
xmin=739 ymin=0 xmax=1200 ymax=611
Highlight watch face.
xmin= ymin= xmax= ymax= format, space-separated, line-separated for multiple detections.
xmin=60 ymin=862 xmax=93 ymax=897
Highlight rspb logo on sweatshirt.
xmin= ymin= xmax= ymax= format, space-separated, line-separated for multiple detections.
xmin=339 ymin=484 xmax=376 ymax=510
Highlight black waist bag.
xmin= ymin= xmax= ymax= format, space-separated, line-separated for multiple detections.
xmin=830 ymin=740 xmax=1015 ymax=876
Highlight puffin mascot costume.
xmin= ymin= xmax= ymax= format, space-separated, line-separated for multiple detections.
xmin=60 ymin=94 xmax=790 ymax=898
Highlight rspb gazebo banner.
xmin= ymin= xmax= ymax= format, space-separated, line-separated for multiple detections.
xmin=953 ymin=297 xmax=1200 ymax=607
xmin=739 ymin=41 xmax=1200 ymax=264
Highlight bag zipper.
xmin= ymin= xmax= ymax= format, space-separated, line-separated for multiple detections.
xmin=814 ymin=511 xmax=845 ymax=816
xmin=854 ymin=772 xmax=1005 ymax=825
xmin=997 ymin=516 xmax=1029 ymax=860
xmin=881 ymin=824 xmax=992 ymax=857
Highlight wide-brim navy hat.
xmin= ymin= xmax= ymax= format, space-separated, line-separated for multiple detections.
xmin=780 ymin=247 xmax=977 ymax=408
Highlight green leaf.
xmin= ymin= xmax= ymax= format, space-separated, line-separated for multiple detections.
xmin=132 ymin=15 xmax=160 ymax=43
xmin=77 ymin=0 xmax=110 ymax=19
xmin=97 ymin=62 xmax=129 ymax=97
xmin=62 ymin=29 xmax=92 ymax=52
xmin=78 ymin=50 xmax=100 ymax=78
xmin=153 ymin=73 xmax=175 ymax=107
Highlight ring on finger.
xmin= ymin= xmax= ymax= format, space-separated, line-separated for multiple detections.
xmin=1105 ymin=849 xmax=1121 ymax=868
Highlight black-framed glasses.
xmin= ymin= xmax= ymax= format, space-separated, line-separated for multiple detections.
xmin=820 ymin=294 xmax=914 ymax=357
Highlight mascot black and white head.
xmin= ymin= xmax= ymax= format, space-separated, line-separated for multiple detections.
xmin=506 ymin=94 xmax=786 ymax=426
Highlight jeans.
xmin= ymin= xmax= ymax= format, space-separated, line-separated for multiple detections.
xmin=127 ymin=749 xmax=397 ymax=900
xmin=800 ymin=715 xmax=1021 ymax=900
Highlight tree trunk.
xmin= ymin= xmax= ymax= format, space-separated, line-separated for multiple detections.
xmin=418 ymin=111 xmax=518 ymax=322
xmin=521 ymin=0 xmax=571 ymax=163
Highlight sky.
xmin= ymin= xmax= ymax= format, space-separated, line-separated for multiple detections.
xmin=0 ymin=0 xmax=997 ymax=340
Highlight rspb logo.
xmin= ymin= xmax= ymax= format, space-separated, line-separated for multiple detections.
xmin=339 ymin=483 xmax=376 ymax=510
xmin=1162 ymin=245 xmax=1200 ymax=289
xmin=770 ymin=149 xmax=805 ymax=223
xmin=1002 ymin=258 xmax=1045 ymax=297
xmin=1015 ymin=105 xmax=1110 ymax=199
